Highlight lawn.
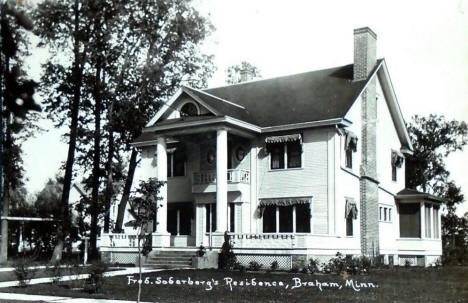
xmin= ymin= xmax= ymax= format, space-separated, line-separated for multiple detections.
xmin=2 ymin=266 xmax=467 ymax=302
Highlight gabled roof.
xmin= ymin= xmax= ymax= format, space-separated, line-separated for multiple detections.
xmin=140 ymin=58 xmax=412 ymax=151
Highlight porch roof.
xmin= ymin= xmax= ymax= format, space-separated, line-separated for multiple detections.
xmin=395 ymin=188 xmax=445 ymax=204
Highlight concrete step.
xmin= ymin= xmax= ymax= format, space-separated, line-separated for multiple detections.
xmin=146 ymin=260 xmax=191 ymax=265
xmin=144 ymin=263 xmax=193 ymax=269
xmin=149 ymin=256 xmax=193 ymax=262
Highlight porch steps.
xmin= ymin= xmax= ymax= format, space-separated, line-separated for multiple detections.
xmin=144 ymin=251 xmax=197 ymax=269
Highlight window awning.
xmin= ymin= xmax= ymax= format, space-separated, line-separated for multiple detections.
xmin=265 ymin=134 xmax=302 ymax=144
xmin=345 ymin=198 xmax=358 ymax=219
xmin=344 ymin=129 xmax=358 ymax=152
xmin=259 ymin=196 xmax=312 ymax=207
xmin=391 ymin=150 xmax=404 ymax=168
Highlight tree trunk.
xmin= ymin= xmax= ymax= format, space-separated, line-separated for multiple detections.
xmin=103 ymin=129 xmax=114 ymax=233
xmin=114 ymin=148 xmax=138 ymax=232
xmin=51 ymin=0 xmax=83 ymax=263
xmin=89 ymin=60 xmax=103 ymax=261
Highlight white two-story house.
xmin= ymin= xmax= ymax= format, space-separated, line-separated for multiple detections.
xmin=100 ymin=27 xmax=443 ymax=268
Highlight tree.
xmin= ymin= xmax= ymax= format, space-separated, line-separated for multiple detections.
xmin=405 ymin=114 xmax=468 ymax=264
xmin=226 ymin=61 xmax=261 ymax=84
xmin=125 ymin=178 xmax=163 ymax=303
xmin=1 ymin=0 xmax=40 ymax=263
xmin=112 ymin=0 xmax=215 ymax=232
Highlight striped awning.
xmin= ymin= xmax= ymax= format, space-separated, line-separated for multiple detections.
xmin=265 ymin=134 xmax=302 ymax=144
xmin=259 ymin=196 xmax=312 ymax=207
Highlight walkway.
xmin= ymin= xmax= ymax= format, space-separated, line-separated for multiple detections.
xmin=0 ymin=267 xmax=165 ymax=302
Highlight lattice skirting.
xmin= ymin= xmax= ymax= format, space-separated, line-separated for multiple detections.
xmin=398 ymin=255 xmax=425 ymax=266
xmin=103 ymin=251 xmax=138 ymax=265
xmin=236 ymin=254 xmax=292 ymax=270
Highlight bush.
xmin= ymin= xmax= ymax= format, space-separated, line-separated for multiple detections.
xmin=270 ymin=260 xmax=279 ymax=271
xmin=248 ymin=261 xmax=262 ymax=271
xmin=84 ymin=261 xmax=108 ymax=293
xmin=197 ymin=245 xmax=206 ymax=257
xmin=308 ymin=258 xmax=320 ymax=274
xmin=14 ymin=259 xmax=36 ymax=287
xmin=218 ymin=232 xmax=236 ymax=270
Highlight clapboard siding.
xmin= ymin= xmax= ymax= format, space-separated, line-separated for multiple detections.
xmin=257 ymin=129 xmax=330 ymax=234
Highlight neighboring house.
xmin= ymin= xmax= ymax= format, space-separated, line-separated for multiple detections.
xmin=100 ymin=27 xmax=442 ymax=268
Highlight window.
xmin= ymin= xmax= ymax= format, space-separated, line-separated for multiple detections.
xmin=269 ymin=141 xmax=302 ymax=169
xmin=262 ymin=204 xmax=311 ymax=233
xmin=346 ymin=216 xmax=353 ymax=236
xmin=425 ymin=204 xmax=432 ymax=238
xmin=205 ymin=204 xmax=216 ymax=233
xmin=167 ymin=149 xmax=185 ymax=177
xmin=180 ymin=102 xmax=198 ymax=116
xmin=343 ymin=130 xmax=358 ymax=169
xmin=379 ymin=206 xmax=392 ymax=222
xmin=345 ymin=149 xmax=353 ymax=169
xmin=433 ymin=207 xmax=439 ymax=238
xmin=399 ymin=203 xmax=420 ymax=238
xmin=229 ymin=203 xmax=235 ymax=232
xmin=391 ymin=150 xmax=404 ymax=182
xmin=345 ymin=199 xmax=358 ymax=236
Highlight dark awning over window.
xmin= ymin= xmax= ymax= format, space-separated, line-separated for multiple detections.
xmin=265 ymin=134 xmax=302 ymax=144
xmin=344 ymin=129 xmax=358 ymax=152
xmin=345 ymin=197 xmax=358 ymax=219
xmin=259 ymin=196 xmax=312 ymax=207
xmin=391 ymin=150 xmax=404 ymax=168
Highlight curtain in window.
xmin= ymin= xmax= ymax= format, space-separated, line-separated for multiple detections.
xmin=343 ymin=129 xmax=358 ymax=152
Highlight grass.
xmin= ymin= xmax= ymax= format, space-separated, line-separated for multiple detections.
xmin=2 ymin=266 xmax=467 ymax=302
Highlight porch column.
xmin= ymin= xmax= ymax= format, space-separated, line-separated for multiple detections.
xmin=216 ymin=128 xmax=228 ymax=232
xmin=156 ymin=137 xmax=168 ymax=233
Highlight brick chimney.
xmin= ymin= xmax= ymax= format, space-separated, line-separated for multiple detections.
xmin=353 ymin=27 xmax=377 ymax=81
xmin=355 ymin=27 xmax=380 ymax=257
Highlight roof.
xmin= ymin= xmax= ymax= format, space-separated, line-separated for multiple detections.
xmin=198 ymin=63 xmax=373 ymax=127
xmin=396 ymin=188 xmax=445 ymax=204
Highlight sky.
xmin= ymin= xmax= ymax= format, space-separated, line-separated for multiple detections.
xmin=22 ymin=0 xmax=468 ymax=215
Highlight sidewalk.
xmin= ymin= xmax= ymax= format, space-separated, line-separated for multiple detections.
xmin=0 ymin=267 xmax=164 ymax=303
xmin=0 ymin=292 xmax=154 ymax=303
xmin=0 ymin=267 xmax=163 ymax=288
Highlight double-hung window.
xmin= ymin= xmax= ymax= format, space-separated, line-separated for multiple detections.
xmin=343 ymin=129 xmax=358 ymax=169
xmin=266 ymin=134 xmax=302 ymax=170
xmin=379 ymin=206 xmax=392 ymax=222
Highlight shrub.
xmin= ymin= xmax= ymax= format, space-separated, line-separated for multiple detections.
xmin=218 ymin=232 xmax=236 ymax=270
xmin=308 ymin=258 xmax=320 ymax=274
xmin=248 ymin=261 xmax=262 ymax=271
xmin=84 ymin=261 xmax=109 ymax=293
xmin=14 ymin=259 xmax=36 ymax=287
xmin=270 ymin=260 xmax=279 ymax=271
xmin=197 ymin=245 xmax=206 ymax=257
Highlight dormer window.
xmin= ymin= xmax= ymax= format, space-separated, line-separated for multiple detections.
xmin=343 ymin=129 xmax=358 ymax=169
xmin=180 ymin=102 xmax=199 ymax=117
xmin=391 ymin=150 xmax=404 ymax=181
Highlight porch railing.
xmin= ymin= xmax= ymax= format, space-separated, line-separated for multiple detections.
xmin=193 ymin=169 xmax=250 ymax=185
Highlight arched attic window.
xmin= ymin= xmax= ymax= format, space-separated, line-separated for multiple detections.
xmin=180 ymin=101 xmax=199 ymax=117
